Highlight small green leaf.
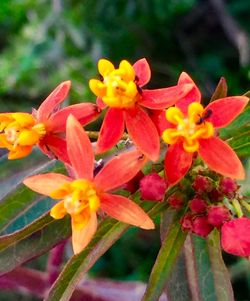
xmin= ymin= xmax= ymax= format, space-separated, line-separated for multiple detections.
xmin=210 ymin=77 xmax=227 ymax=102
xmin=0 ymin=213 xmax=71 ymax=275
xmin=142 ymin=212 xmax=187 ymax=301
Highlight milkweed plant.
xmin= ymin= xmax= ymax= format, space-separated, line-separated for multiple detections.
xmin=0 ymin=58 xmax=249 ymax=301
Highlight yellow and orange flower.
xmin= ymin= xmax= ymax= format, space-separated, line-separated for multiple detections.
xmin=23 ymin=115 xmax=154 ymax=254
xmin=0 ymin=81 xmax=100 ymax=161
xmin=89 ymin=58 xmax=192 ymax=161
xmin=156 ymin=72 xmax=249 ymax=185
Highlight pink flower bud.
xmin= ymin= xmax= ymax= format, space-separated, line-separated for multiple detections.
xmin=207 ymin=205 xmax=230 ymax=228
xmin=168 ymin=193 xmax=184 ymax=210
xmin=140 ymin=173 xmax=167 ymax=201
xmin=192 ymin=216 xmax=214 ymax=237
xmin=219 ymin=177 xmax=238 ymax=199
xmin=189 ymin=197 xmax=207 ymax=214
xmin=192 ymin=175 xmax=213 ymax=193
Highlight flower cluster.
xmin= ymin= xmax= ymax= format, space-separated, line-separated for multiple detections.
xmin=1 ymin=58 xmax=249 ymax=256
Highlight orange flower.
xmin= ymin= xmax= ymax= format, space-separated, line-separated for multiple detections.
xmin=158 ymin=72 xmax=249 ymax=185
xmin=23 ymin=115 xmax=154 ymax=254
xmin=89 ymin=58 xmax=192 ymax=161
xmin=0 ymin=81 xmax=100 ymax=161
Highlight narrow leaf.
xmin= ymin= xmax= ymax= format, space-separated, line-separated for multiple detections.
xmin=0 ymin=160 xmax=65 ymax=233
xmin=142 ymin=214 xmax=187 ymax=301
xmin=45 ymin=202 xmax=165 ymax=301
xmin=0 ymin=213 xmax=71 ymax=275
xmin=183 ymin=231 xmax=234 ymax=301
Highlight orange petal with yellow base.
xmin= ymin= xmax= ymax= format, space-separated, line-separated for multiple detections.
xmin=23 ymin=173 xmax=72 ymax=196
xmin=37 ymin=81 xmax=71 ymax=121
xmin=125 ymin=106 xmax=159 ymax=162
xmin=205 ymin=96 xmax=249 ymax=128
xmin=96 ymin=108 xmax=125 ymax=154
xmin=48 ymin=103 xmax=100 ymax=133
xmin=66 ymin=115 xmax=94 ymax=180
xmin=71 ymin=212 xmax=98 ymax=254
xmin=177 ymin=72 xmax=201 ymax=114
xmin=133 ymin=58 xmax=151 ymax=87
xmin=199 ymin=137 xmax=245 ymax=179
xmin=164 ymin=142 xmax=193 ymax=186
xmin=100 ymin=193 xmax=155 ymax=230
xmin=94 ymin=149 xmax=147 ymax=192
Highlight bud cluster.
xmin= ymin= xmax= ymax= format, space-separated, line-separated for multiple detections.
xmin=168 ymin=169 xmax=244 ymax=238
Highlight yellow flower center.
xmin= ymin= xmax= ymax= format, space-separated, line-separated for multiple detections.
xmin=89 ymin=59 xmax=139 ymax=108
xmin=50 ymin=179 xmax=100 ymax=229
xmin=0 ymin=113 xmax=46 ymax=159
xmin=162 ymin=103 xmax=214 ymax=152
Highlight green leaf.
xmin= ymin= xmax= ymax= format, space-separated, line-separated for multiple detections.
xmin=45 ymin=202 xmax=166 ymax=301
xmin=45 ymin=218 xmax=129 ymax=301
xmin=210 ymin=77 xmax=227 ymax=102
xmin=142 ymin=212 xmax=187 ymax=301
xmin=183 ymin=231 xmax=234 ymax=301
xmin=0 ymin=213 xmax=71 ymax=276
xmin=0 ymin=159 xmax=65 ymax=233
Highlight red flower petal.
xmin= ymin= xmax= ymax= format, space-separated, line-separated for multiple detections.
xmin=71 ymin=212 xmax=98 ymax=254
xmin=177 ymin=72 xmax=201 ymax=114
xmin=205 ymin=96 xmax=249 ymax=128
xmin=39 ymin=135 xmax=70 ymax=164
xmin=66 ymin=115 xmax=94 ymax=180
xmin=150 ymin=110 xmax=175 ymax=135
xmin=96 ymin=97 xmax=107 ymax=110
xmin=23 ymin=173 xmax=72 ymax=196
xmin=164 ymin=143 xmax=193 ymax=186
xmin=47 ymin=103 xmax=101 ymax=133
xmin=125 ymin=106 xmax=159 ymax=161
xmin=37 ymin=81 xmax=71 ymax=121
xmin=96 ymin=108 xmax=125 ymax=154
xmin=140 ymin=84 xmax=192 ymax=110
xmin=198 ymin=137 xmax=245 ymax=179
xmin=221 ymin=217 xmax=250 ymax=257
xmin=133 ymin=58 xmax=151 ymax=87
xmin=94 ymin=150 xmax=147 ymax=192
xmin=100 ymin=193 xmax=155 ymax=229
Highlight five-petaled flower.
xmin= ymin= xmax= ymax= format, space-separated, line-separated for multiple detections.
xmin=89 ymin=58 xmax=192 ymax=161
xmin=159 ymin=72 xmax=248 ymax=185
xmin=23 ymin=115 xmax=154 ymax=254
xmin=0 ymin=81 xmax=100 ymax=161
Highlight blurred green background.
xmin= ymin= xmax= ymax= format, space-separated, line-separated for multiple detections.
xmin=0 ymin=0 xmax=249 ymax=300
xmin=0 ymin=0 xmax=249 ymax=112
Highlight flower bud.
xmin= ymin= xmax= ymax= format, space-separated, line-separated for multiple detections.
xmin=140 ymin=173 xmax=167 ymax=201
xmin=219 ymin=177 xmax=238 ymax=199
xmin=189 ymin=197 xmax=207 ymax=214
xmin=192 ymin=216 xmax=214 ymax=237
xmin=192 ymin=175 xmax=213 ymax=193
xmin=207 ymin=205 xmax=230 ymax=228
